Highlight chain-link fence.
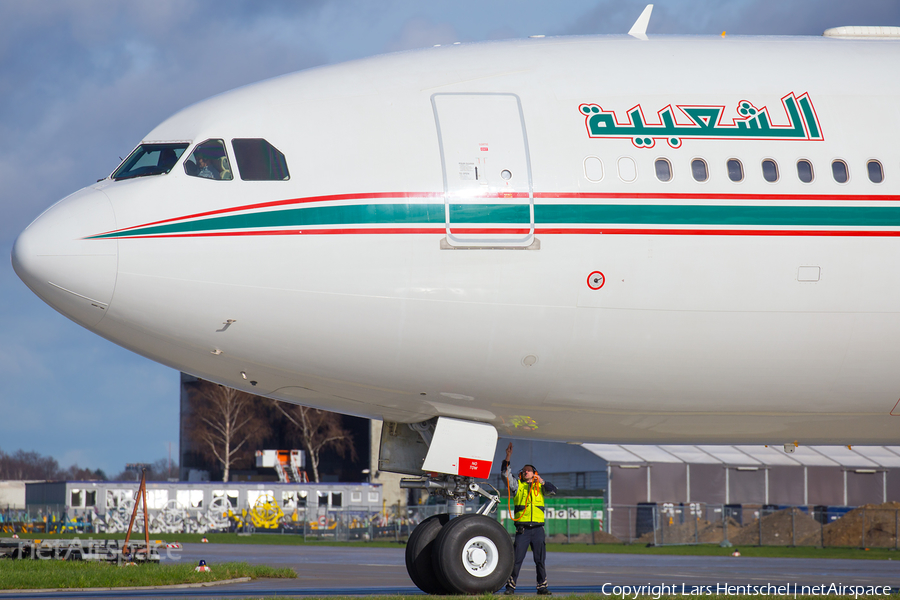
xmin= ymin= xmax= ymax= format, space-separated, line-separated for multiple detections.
xmin=1 ymin=502 xmax=467 ymax=539
xmin=606 ymin=503 xmax=900 ymax=548
xmin=6 ymin=499 xmax=899 ymax=548
xmin=499 ymin=498 xmax=607 ymax=543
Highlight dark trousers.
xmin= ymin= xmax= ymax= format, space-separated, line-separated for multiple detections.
xmin=506 ymin=524 xmax=547 ymax=590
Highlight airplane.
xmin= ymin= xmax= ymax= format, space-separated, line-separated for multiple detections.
xmin=11 ymin=4 xmax=900 ymax=593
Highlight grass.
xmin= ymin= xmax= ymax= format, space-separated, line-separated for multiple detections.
xmin=10 ymin=532 xmax=900 ymax=560
xmin=9 ymin=531 xmax=405 ymax=548
xmin=492 ymin=596 xmax=900 ymax=600
xmin=227 ymin=597 xmax=900 ymax=600
xmin=0 ymin=559 xmax=295 ymax=590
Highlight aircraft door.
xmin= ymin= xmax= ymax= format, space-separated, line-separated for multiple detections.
xmin=432 ymin=93 xmax=534 ymax=247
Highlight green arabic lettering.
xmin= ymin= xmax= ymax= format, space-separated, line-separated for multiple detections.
xmin=798 ymin=95 xmax=820 ymax=139
xmin=580 ymin=93 xmax=824 ymax=148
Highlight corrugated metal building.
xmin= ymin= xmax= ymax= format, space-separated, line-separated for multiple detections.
xmin=588 ymin=444 xmax=900 ymax=506
xmin=488 ymin=439 xmax=609 ymax=494
xmin=489 ymin=441 xmax=900 ymax=541
xmin=490 ymin=440 xmax=900 ymax=505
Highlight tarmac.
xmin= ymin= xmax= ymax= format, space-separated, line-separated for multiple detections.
xmin=1 ymin=543 xmax=899 ymax=599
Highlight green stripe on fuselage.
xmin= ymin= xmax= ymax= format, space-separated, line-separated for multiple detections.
xmin=449 ymin=203 xmax=530 ymax=223
xmin=535 ymin=205 xmax=900 ymax=226
xmin=90 ymin=203 xmax=447 ymax=238
xmin=90 ymin=203 xmax=900 ymax=238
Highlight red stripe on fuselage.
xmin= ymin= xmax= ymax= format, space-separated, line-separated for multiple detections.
xmin=94 ymin=191 xmax=900 ymax=237
xmin=103 ymin=226 xmax=900 ymax=240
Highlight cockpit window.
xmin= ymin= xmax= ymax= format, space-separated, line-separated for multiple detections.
xmin=232 ymin=138 xmax=290 ymax=181
xmin=184 ymin=139 xmax=233 ymax=181
xmin=111 ymin=143 xmax=189 ymax=180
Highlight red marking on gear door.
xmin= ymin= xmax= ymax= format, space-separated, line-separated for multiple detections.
xmin=458 ymin=457 xmax=492 ymax=479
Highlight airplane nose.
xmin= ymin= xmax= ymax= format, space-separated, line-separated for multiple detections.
xmin=11 ymin=187 xmax=118 ymax=328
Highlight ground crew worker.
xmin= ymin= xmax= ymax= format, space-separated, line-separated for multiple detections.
xmin=502 ymin=441 xmax=557 ymax=595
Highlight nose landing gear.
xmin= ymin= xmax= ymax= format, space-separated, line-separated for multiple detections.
xmin=380 ymin=417 xmax=510 ymax=594
xmin=402 ymin=475 xmax=512 ymax=594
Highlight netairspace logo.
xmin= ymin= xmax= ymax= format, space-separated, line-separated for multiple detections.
xmin=599 ymin=583 xmax=893 ymax=599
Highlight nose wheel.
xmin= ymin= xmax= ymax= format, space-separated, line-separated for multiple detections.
xmin=431 ymin=514 xmax=512 ymax=594
xmin=406 ymin=512 xmax=513 ymax=595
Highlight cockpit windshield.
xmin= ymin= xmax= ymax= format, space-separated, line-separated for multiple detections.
xmin=111 ymin=143 xmax=189 ymax=180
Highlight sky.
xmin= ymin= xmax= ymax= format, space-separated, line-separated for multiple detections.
xmin=1 ymin=0 xmax=898 ymax=477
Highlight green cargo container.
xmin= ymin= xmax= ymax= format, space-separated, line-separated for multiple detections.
xmin=498 ymin=497 xmax=605 ymax=536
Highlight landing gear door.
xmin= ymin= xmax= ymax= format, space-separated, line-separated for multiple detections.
xmin=432 ymin=93 xmax=534 ymax=248
xmin=421 ymin=417 xmax=498 ymax=479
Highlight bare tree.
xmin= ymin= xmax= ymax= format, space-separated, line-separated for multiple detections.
xmin=0 ymin=448 xmax=106 ymax=481
xmin=61 ymin=464 xmax=107 ymax=481
xmin=270 ymin=402 xmax=356 ymax=483
xmin=112 ymin=458 xmax=175 ymax=482
xmin=0 ymin=449 xmax=61 ymax=480
xmin=188 ymin=382 xmax=269 ymax=482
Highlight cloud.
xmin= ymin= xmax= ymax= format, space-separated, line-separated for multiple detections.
xmin=0 ymin=312 xmax=180 ymax=473
xmin=0 ymin=1 xmax=336 ymax=245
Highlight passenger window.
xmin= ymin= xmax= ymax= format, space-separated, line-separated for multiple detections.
xmin=232 ymin=138 xmax=290 ymax=180
xmin=867 ymin=160 xmax=884 ymax=183
xmin=654 ymin=158 xmax=672 ymax=182
xmin=691 ymin=159 xmax=708 ymax=182
xmin=762 ymin=159 xmax=779 ymax=183
xmin=583 ymin=156 xmax=603 ymax=182
xmin=832 ymin=160 xmax=849 ymax=183
xmin=184 ymin=139 xmax=233 ymax=181
xmin=797 ymin=160 xmax=814 ymax=183
xmin=727 ymin=159 xmax=743 ymax=182
xmin=617 ymin=156 xmax=636 ymax=182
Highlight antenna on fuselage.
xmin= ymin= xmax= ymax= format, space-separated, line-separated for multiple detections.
xmin=628 ymin=4 xmax=653 ymax=41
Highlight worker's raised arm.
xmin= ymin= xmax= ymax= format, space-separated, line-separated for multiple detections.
xmin=501 ymin=441 xmax=518 ymax=492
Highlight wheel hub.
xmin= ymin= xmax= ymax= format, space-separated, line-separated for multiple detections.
xmin=461 ymin=535 xmax=499 ymax=577
xmin=467 ymin=547 xmax=487 ymax=567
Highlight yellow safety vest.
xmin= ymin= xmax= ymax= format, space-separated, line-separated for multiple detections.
xmin=513 ymin=481 xmax=546 ymax=524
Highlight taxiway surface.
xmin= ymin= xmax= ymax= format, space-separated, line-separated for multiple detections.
xmin=1 ymin=543 xmax=898 ymax=599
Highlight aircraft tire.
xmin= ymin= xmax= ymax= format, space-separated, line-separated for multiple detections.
xmin=405 ymin=513 xmax=451 ymax=594
xmin=432 ymin=514 xmax=513 ymax=595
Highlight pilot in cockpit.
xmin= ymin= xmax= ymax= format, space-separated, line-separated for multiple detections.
xmin=196 ymin=152 xmax=220 ymax=180
xmin=184 ymin=139 xmax=231 ymax=181
xmin=157 ymin=148 xmax=178 ymax=173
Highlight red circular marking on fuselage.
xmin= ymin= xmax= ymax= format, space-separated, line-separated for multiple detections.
xmin=587 ymin=271 xmax=605 ymax=290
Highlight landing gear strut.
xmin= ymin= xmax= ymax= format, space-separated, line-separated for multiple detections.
xmin=402 ymin=475 xmax=512 ymax=594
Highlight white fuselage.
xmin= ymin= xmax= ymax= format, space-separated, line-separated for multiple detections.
xmin=13 ymin=35 xmax=900 ymax=445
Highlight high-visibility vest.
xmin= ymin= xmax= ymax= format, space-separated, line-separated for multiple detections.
xmin=513 ymin=481 xmax=546 ymax=524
